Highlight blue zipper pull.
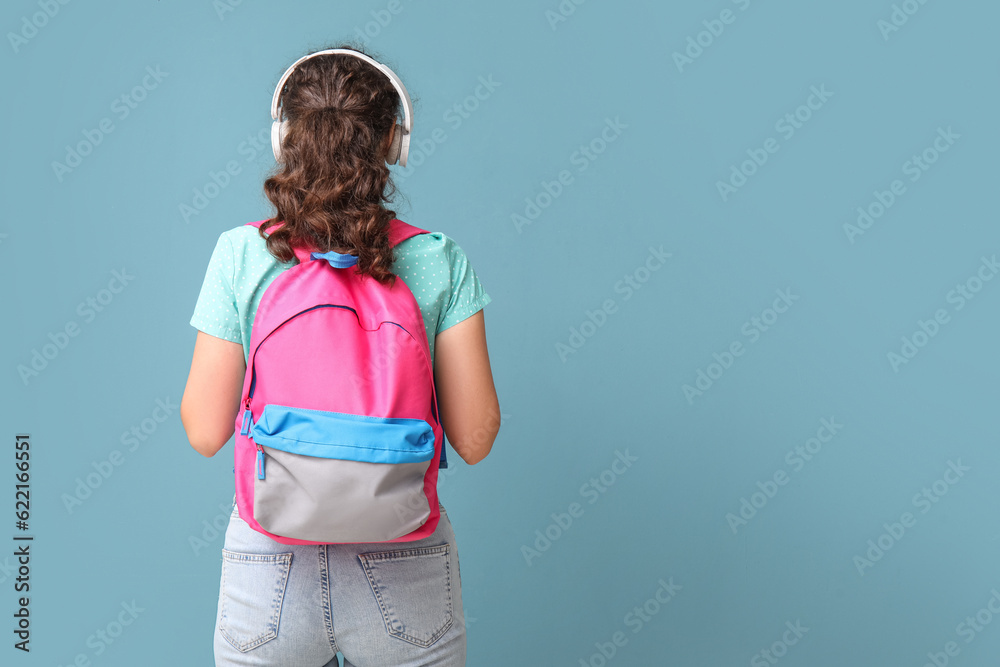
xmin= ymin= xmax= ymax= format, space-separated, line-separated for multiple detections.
xmin=240 ymin=398 xmax=252 ymax=435
xmin=256 ymin=445 xmax=265 ymax=480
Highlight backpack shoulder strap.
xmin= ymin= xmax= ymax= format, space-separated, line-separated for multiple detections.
xmin=388 ymin=218 xmax=428 ymax=247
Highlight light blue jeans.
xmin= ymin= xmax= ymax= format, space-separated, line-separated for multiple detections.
xmin=214 ymin=496 xmax=466 ymax=666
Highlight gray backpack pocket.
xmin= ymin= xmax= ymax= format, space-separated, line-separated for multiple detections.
xmin=250 ymin=403 xmax=436 ymax=543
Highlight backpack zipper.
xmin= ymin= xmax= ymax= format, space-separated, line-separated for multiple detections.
xmin=239 ymin=303 xmax=418 ymax=480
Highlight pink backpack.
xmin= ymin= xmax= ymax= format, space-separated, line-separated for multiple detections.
xmin=233 ymin=217 xmax=447 ymax=545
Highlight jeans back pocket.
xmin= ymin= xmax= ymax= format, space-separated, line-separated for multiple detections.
xmin=359 ymin=544 xmax=453 ymax=647
xmin=219 ymin=550 xmax=293 ymax=652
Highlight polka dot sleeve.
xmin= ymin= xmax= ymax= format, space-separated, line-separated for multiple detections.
xmin=437 ymin=233 xmax=492 ymax=333
xmin=189 ymin=232 xmax=242 ymax=344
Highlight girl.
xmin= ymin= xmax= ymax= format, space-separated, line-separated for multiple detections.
xmin=180 ymin=45 xmax=500 ymax=666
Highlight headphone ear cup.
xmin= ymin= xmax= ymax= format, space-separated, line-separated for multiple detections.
xmin=397 ymin=127 xmax=410 ymax=168
xmin=386 ymin=122 xmax=403 ymax=165
xmin=271 ymin=119 xmax=289 ymax=162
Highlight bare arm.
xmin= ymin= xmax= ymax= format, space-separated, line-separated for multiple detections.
xmin=180 ymin=331 xmax=246 ymax=457
xmin=433 ymin=309 xmax=500 ymax=465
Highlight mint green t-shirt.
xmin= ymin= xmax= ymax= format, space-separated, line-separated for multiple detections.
xmin=189 ymin=222 xmax=492 ymax=367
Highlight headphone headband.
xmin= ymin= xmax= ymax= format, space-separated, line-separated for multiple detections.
xmin=270 ymin=48 xmax=413 ymax=166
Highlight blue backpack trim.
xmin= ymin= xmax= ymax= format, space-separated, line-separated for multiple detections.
xmin=251 ymin=404 xmax=436 ymax=471
xmin=310 ymin=250 xmax=358 ymax=268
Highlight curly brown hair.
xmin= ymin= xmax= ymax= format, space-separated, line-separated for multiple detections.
xmin=259 ymin=44 xmax=409 ymax=286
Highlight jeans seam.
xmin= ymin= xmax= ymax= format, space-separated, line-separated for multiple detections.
xmin=318 ymin=544 xmax=339 ymax=654
xmin=359 ymin=543 xmax=451 ymax=561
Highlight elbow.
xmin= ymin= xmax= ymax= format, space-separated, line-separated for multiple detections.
xmin=455 ymin=421 xmax=500 ymax=466
xmin=184 ymin=427 xmax=223 ymax=458
xmin=187 ymin=424 xmax=229 ymax=457
xmin=181 ymin=406 xmax=227 ymax=458
xmin=462 ymin=447 xmax=492 ymax=466
xmin=189 ymin=439 xmax=221 ymax=458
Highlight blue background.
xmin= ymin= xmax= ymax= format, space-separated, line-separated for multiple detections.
xmin=2 ymin=0 xmax=999 ymax=665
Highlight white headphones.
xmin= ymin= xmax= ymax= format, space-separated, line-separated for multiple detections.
xmin=270 ymin=48 xmax=413 ymax=166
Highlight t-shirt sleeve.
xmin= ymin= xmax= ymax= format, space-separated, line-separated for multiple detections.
xmin=189 ymin=232 xmax=242 ymax=343
xmin=437 ymin=234 xmax=492 ymax=333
